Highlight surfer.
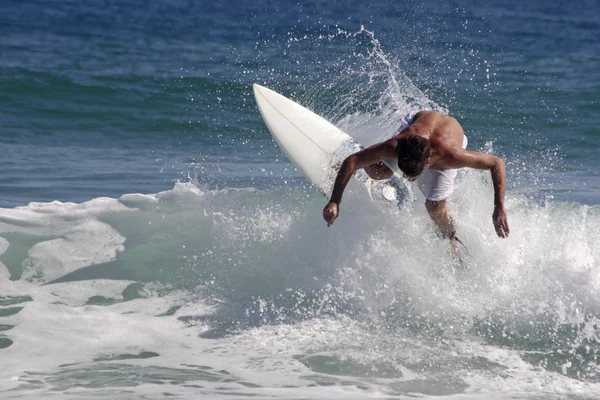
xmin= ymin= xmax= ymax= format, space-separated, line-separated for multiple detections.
xmin=323 ymin=110 xmax=509 ymax=240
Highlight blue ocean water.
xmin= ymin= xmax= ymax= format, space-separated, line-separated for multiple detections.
xmin=1 ymin=0 xmax=600 ymax=399
xmin=1 ymin=0 xmax=598 ymax=207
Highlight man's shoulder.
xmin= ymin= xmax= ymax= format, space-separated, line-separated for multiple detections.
xmin=412 ymin=110 xmax=433 ymax=121
xmin=413 ymin=111 xmax=425 ymax=120
xmin=414 ymin=110 xmax=444 ymax=118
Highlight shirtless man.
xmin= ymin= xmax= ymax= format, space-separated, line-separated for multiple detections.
xmin=322 ymin=111 xmax=510 ymax=239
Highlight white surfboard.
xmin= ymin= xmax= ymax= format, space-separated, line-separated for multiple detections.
xmin=253 ymin=84 xmax=412 ymax=207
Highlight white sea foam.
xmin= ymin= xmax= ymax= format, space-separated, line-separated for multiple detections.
xmin=0 ymin=179 xmax=599 ymax=398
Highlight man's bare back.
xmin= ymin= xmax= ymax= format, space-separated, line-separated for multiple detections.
xmin=394 ymin=111 xmax=465 ymax=171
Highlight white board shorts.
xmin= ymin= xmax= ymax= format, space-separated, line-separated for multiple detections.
xmin=417 ymin=134 xmax=468 ymax=202
xmin=395 ymin=115 xmax=468 ymax=202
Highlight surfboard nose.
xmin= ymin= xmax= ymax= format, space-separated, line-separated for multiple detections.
xmin=252 ymin=83 xmax=265 ymax=95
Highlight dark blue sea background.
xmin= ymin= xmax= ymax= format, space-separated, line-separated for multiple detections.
xmin=1 ymin=0 xmax=598 ymax=207
xmin=1 ymin=1 xmax=600 ymax=399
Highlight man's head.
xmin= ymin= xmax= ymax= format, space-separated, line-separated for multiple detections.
xmin=397 ymin=135 xmax=431 ymax=179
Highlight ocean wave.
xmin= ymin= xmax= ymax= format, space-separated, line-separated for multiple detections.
xmin=1 ymin=180 xmax=600 ymax=396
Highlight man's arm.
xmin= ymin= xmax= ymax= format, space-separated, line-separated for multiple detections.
xmin=323 ymin=140 xmax=397 ymax=226
xmin=447 ymin=149 xmax=509 ymax=238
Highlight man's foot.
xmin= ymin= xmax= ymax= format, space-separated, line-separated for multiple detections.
xmin=448 ymin=232 xmax=468 ymax=270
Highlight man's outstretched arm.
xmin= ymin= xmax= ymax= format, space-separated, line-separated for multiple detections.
xmin=323 ymin=140 xmax=397 ymax=226
xmin=448 ymin=149 xmax=509 ymax=238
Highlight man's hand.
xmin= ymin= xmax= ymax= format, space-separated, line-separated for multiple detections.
xmin=323 ymin=201 xmax=339 ymax=227
xmin=493 ymin=206 xmax=509 ymax=238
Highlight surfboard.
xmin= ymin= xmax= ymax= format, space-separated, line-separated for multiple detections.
xmin=252 ymin=84 xmax=412 ymax=208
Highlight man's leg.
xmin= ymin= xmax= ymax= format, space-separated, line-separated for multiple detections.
xmin=425 ymin=199 xmax=455 ymax=238
xmin=364 ymin=162 xmax=393 ymax=180
xmin=426 ymin=199 xmax=463 ymax=261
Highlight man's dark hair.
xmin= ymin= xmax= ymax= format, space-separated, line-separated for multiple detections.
xmin=397 ymin=135 xmax=431 ymax=177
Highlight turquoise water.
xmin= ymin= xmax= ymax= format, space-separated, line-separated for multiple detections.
xmin=1 ymin=1 xmax=600 ymax=398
